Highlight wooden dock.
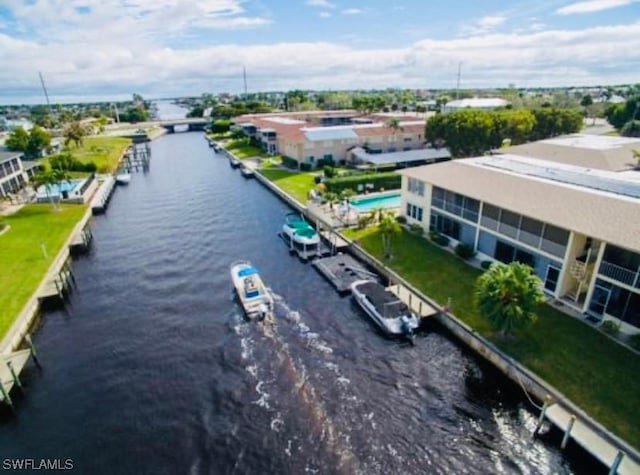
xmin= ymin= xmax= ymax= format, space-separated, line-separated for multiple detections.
xmin=0 ymin=349 xmax=32 ymax=406
xmin=386 ymin=283 xmax=439 ymax=318
xmin=312 ymin=253 xmax=380 ymax=293
xmin=90 ymin=176 xmax=116 ymax=214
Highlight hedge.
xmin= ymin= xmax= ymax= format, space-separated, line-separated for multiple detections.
xmin=324 ymin=172 xmax=401 ymax=193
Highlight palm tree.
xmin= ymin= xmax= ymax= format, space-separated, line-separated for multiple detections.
xmin=474 ymin=262 xmax=545 ymax=337
xmin=368 ymin=206 xmax=386 ymax=225
xmin=378 ymin=212 xmax=401 ymax=259
xmin=633 ymin=149 xmax=640 ymax=169
xmin=31 ymin=170 xmax=58 ymax=210
xmin=63 ymin=121 xmax=88 ymax=148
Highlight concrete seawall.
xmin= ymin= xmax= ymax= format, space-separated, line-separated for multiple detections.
xmin=243 ymin=156 xmax=640 ymax=472
xmin=0 ymin=207 xmax=93 ymax=355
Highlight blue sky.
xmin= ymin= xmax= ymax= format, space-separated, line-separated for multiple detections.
xmin=0 ymin=0 xmax=639 ymax=104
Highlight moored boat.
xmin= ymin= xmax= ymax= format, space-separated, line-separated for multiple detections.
xmin=281 ymin=212 xmax=321 ymax=260
xmin=350 ymin=279 xmax=419 ymax=342
xmin=229 ymin=260 xmax=274 ymax=320
xmin=115 ymin=170 xmax=131 ymax=185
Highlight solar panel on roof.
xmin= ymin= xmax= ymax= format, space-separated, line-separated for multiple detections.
xmin=481 ymin=158 xmax=640 ymax=199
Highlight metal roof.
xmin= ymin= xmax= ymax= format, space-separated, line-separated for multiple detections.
xmin=303 ymin=127 xmax=358 ymax=142
xmin=352 ymin=147 xmax=451 ymax=165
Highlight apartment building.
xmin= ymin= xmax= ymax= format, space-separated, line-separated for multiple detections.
xmin=398 ymin=135 xmax=640 ymax=333
xmin=0 ymin=151 xmax=27 ymax=198
xmin=233 ymin=110 xmax=429 ymax=168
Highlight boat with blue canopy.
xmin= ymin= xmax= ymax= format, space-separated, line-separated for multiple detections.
xmin=281 ymin=212 xmax=321 ymax=260
xmin=229 ymin=260 xmax=274 ymax=320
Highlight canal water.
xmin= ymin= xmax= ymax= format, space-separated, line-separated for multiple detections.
xmin=0 ymin=132 xmax=599 ymax=474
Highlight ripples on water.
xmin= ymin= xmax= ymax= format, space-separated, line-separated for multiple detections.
xmin=0 ymin=133 xmax=599 ymax=474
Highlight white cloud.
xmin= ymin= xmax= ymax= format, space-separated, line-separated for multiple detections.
xmin=555 ymin=0 xmax=638 ymax=14
xmin=319 ymin=12 xmax=332 ymax=18
xmin=341 ymin=8 xmax=364 ymax=15
xmin=306 ymin=0 xmax=335 ymax=8
xmin=0 ymin=4 xmax=639 ymax=103
xmin=464 ymin=15 xmax=507 ymax=35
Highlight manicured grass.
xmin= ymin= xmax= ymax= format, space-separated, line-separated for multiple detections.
xmin=345 ymin=227 xmax=640 ymax=449
xmin=224 ymin=138 xmax=269 ymax=159
xmin=0 ymin=204 xmax=87 ymax=339
xmin=65 ymin=136 xmax=131 ymax=173
xmin=259 ymin=168 xmax=317 ymax=203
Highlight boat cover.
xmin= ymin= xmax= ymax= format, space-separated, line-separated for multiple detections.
xmin=238 ymin=267 xmax=259 ymax=277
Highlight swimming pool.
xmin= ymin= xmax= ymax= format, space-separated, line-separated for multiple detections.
xmin=349 ymin=192 xmax=401 ymax=212
xmin=36 ymin=179 xmax=84 ymax=201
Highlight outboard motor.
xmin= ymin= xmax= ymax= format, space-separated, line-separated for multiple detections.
xmin=258 ymin=303 xmax=269 ymax=321
xmin=400 ymin=316 xmax=415 ymax=345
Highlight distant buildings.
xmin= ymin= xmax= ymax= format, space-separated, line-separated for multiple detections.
xmin=398 ymin=134 xmax=640 ymax=333
xmin=232 ymin=110 xmax=448 ymax=168
xmin=441 ymin=98 xmax=509 ymax=113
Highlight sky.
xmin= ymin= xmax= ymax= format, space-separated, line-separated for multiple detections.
xmin=0 ymin=0 xmax=639 ymax=104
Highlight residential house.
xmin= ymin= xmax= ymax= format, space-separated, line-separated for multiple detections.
xmin=398 ymin=134 xmax=640 ymax=333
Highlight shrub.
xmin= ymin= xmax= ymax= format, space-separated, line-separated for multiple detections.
xmin=481 ymin=260 xmax=493 ymax=270
xmin=455 ymin=243 xmax=476 ymax=260
xmin=281 ymin=156 xmax=298 ymax=169
xmin=409 ymin=223 xmax=424 ymax=235
xmin=429 ymin=229 xmax=449 ymax=246
xmin=300 ymin=163 xmax=312 ymax=172
xmin=324 ymin=172 xmax=401 ymax=194
xmin=323 ymin=165 xmax=336 ymax=178
xmin=396 ymin=215 xmax=407 ymax=224
xmin=601 ymin=320 xmax=620 ymax=336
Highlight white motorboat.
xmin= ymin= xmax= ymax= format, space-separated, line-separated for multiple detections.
xmin=350 ymin=280 xmax=420 ymax=342
xmin=229 ymin=260 xmax=274 ymax=320
xmin=115 ymin=171 xmax=131 ymax=185
xmin=281 ymin=212 xmax=321 ymax=260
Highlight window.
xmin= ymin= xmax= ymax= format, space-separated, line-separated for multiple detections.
xmin=520 ymin=217 xmax=543 ymax=247
xmin=499 ymin=210 xmax=520 ymax=239
xmin=403 ymin=137 xmax=412 ymax=142
xmin=431 ymin=211 xmax=460 ymax=240
xmin=431 ymin=187 xmax=479 ymax=223
xmin=481 ymin=204 xmax=500 ymax=230
xmin=406 ymin=203 xmax=423 ymax=221
xmin=407 ymin=178 xmax=425 ymax=196
xmin=541 ymin=224 xmax=568 ymax=257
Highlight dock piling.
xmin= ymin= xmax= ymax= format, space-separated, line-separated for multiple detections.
xmin=25 ymin=334 xmax=41 ymax=369
xmin=6 ymin=361 xmax=22 ymax=390
xmin=0 ymin=382 xmax=14 ymax=411
xmin=534 ymin=395 xmax=553 ymax=436
xmin=561 ymin=414 xmax=577 ymax=449
xmin=609 ymin=451 xmax=625 ymax=475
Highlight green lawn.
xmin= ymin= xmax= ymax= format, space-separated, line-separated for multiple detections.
xmin=65 ymin=136 xmax=131 ymax=173
xmin=259 ymin=168 xmax=317 ymax=203
xmin=345 ymin=227 xmax=640 ymax=449
xmin=0 ymin=204 xmax=87 ymax=338
xmin=224 ymin=138 xmax=270 ymax=159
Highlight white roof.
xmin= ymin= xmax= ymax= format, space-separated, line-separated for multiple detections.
xmin=399 ymin=156 xmax=640 ymax=250
xmin=264 ymin=117 xmax=306 ymax=125
xmin=444 ymin=98 xmax=508 ymax=109
xmin=303 ymin=126 xmax=358 ymax=141
xmin=541 ymin=134 xmax=640 ymax=151
xmin=352 ymin=147 xmax=451 ymax=165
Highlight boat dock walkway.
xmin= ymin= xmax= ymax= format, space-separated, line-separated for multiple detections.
xmin=312 ymin=253 xmax=379 ymax=292
xmin=386 ymin=283 xmax=439 ymax=319
xmin=90 ymin=176 xmax=116 ymax=214
xmin=0 ymin=349 xmax=32 ymax=406
xmin=542 ymin=403 xmax=639 ymax=475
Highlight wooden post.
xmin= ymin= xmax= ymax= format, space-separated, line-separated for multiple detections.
xmin=534 ymin=395 xmax=553 ymax=436
xmin=609 ymin=451 xmax=624 ymax=475
xmin=6 ymin=361 xmax=22 ymax=390
xmin=561 ymin=415 xmax=576 ymax=449
xmin=0 ymin=381 xmax=14 ymax=410
xmin=25 ymin=334 xmax=41 ymax=368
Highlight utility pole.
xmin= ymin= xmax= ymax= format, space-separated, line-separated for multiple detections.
xmin=39 ymin=71 xmax=52 ymax=116
xmin=243 ymin=65 xmax=248 ymax=99
xmin=455 ymin=62 xmax=462 ymax=100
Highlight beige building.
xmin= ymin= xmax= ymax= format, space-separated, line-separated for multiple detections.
xmin=233 ymin=110 xmax=430 ymax=168
xmin=398 ymin=134 xmax=640 ymax=333
xmin=0 ymin=151 xmax=27 ymax=198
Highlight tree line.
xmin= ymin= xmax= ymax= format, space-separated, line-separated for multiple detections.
xmin=425 ymin=108 xmax=584 ymax=158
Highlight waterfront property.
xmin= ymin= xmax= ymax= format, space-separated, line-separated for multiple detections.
xmin=0 ymin=151 xmax=27 ymax=199
xmin=349 ymin=192 xmax=401 ymax=213
xmin=232 ymin=110 xmax=439 ymax=169
xmin=398 ymin=134 xmax=640 ymax=333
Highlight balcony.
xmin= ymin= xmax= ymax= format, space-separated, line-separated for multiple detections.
xmin=599 ymin=260 xmax=640 ymax=288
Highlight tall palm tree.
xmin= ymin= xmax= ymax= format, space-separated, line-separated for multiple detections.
xmin=474 ymin=262 xmax=545 ymax=336
xmin=378 ymin=212 xmax=401 ymax=259
xmin=31 ymin=170 xmax=58 ymax=210
xmin=63 ymin=121 xmax=88 ymax=148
